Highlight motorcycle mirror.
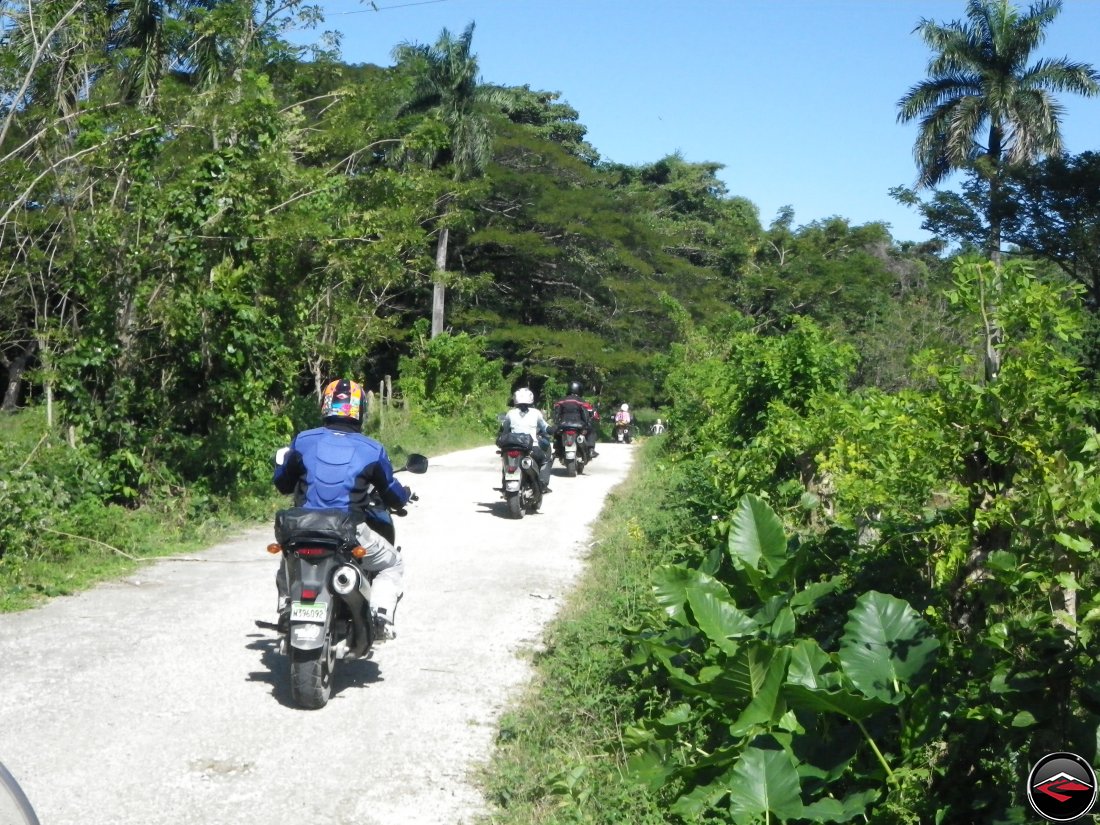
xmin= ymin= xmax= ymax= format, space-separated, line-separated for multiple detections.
xmin=403 ymin=453 xmax=429 ymax=474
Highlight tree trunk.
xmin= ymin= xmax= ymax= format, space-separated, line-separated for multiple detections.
xmin=984 ymin=126 xmax=1005 ymax=383
xmin=431 ymin=226 xmax=449 ymax=338
xmin=2 ymin=341 xmax=37 ymax=412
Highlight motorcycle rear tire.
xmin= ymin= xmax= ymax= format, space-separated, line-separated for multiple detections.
xmin=290 ymin=630 xmax=335 ymax=709
xmin=526 ymin=489 xmax=542 ymax=514
xmin=566 ymin=458 xmax=577 ymax=477
xmin=507 ymin=492 xmax=524 ymax=519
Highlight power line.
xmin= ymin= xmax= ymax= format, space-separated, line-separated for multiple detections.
xmin=325 ymin=0 xmax=459 ymax=15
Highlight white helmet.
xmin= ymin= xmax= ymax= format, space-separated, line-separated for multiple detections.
xmin=514 ymin=388 xmax=534 ymax=405
xmin=621 ymin=403 xmax=629 ymax=411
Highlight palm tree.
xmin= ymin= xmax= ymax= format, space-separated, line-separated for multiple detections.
xmin=392 ymin=22 xmax=505 ymax=337
xmin=897 ymin=0 xmax=1099 ymax=264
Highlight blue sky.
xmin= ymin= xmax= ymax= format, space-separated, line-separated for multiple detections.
xmin=294 ymin=0 xmax=1100 ymax=243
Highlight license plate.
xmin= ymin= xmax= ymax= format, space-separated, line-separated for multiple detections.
xmin=290 ymin=600 xmax=328 ymax=623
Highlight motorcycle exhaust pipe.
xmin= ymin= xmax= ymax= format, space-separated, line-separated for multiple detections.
xmin=332 ymin=564 xmax=370 ymax=602
xmin=331 ymin=564 xmax=372 ymax=658
xmin=520 ymin=456 xmax=534 ymax=470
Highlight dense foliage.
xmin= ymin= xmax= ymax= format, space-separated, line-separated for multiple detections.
xmin=0 ymin=1 xmax=952 ymax=499
xmin=618 ymin=260 xmax=1100 ymax=823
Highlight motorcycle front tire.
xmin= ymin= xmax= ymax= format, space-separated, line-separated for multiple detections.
xmin=289 ymin=627 xmax=336 ymax=709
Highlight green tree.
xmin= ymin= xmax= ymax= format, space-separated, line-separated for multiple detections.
xmin=897 ymin=0 xmax=1099 ymax=383
xmin=391 ymin=22 xmax=506 ymax=338
xmin=896 ymin=0 xmax=1099 ymax=263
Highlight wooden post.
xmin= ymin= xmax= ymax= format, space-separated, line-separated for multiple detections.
xmin=378 ymin=380 xmax=385 ymax=429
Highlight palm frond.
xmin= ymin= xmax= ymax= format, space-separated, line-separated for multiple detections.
xmin=897 ymin=74 xmax=982 ymax=123
xmin=1018 ymin=58 xmax=1100 ymax=96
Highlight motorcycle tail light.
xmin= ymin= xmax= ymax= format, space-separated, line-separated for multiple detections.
xmin=298 ymin=547 xmax=327 ymax=557
xmin=507 ymin=450 xmax=522 ymax=457
xmin=301 ymin=588 xmax=318 ymax=601
xmin=266 ymin=543 xmax=281 ymax=554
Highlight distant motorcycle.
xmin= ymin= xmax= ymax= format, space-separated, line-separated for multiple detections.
xmin=258 ymin=454 xmax=428 ymax=709
xmin=552 ymin=420 xmax=593 ymax=477
xmin=613 ymin=422 xmax=633 ymax=444
xmin=496 ymin=431 xmax=543 ymax=519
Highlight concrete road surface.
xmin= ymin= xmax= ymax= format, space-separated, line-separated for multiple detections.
xmin=0 ymin=442 xmax=635 ymax=825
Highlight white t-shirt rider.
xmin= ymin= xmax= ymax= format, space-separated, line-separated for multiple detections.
xmin=505 ymin=406 xmax=549 ymax=442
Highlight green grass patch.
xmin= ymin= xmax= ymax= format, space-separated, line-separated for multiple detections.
xmin=477 ymin=436 xmax=679 ymax=824
xmin=370 ymin=404 xmax=498 ymax=465
xmin=0 ymin=404 xmax=498 ymax=613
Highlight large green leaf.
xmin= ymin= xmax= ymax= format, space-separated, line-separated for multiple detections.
xmin=670 ymin=779 xmax=731 ymax=820
xmin=728 ymin=493 xmax=788 ymax=576
xmin=801 ymin=789 xmax=880 ymax=823
xmin=839 ymin=591 xmax=940 ymax=704
xmin=789 ymin=576 xmax=845 ymax=615
xmin=786 ymin=638 xmax=840 ymax=691
xmin=652 ymin=564 xmax=695 ymax=623
xmin=686 ymin=577 xmax=760 ymax=654
xmin=727 ymin=645 xmax=791 ymax=737
xmin=726 ymin=745 xmax=805 ymax=823
xmin=783 ymin=683 xmax=889 ymax=721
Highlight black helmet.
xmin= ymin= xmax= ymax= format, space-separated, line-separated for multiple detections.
xmin=568 ymin=381 xmax=583 ymax=395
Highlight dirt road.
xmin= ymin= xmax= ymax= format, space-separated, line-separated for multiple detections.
xmin=0 ymin=442 xmax=635 ymax=825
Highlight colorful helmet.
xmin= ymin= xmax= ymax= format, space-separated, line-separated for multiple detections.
xmin=621 ymin=403 xmax=629 ymax=411
xmin=568 ymin=381 xmax=583 ymax=395
xmin=321 ymin=378 xmax=364 ymax=423
xmin=514 ymin=387 xmax=534 ymax=406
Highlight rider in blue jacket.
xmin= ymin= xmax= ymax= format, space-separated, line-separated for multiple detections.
xmin=273 ymin=378 xmax=409 ymax=639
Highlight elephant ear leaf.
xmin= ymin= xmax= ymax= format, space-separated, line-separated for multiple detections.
xmin=686 ymin=577 xmax=760 ymax=654
xmin=726 ymin=744 xmax=804 ymax=822
xmin=839 ymin=591 xmax=939 ymax=704
xmin=728 ymin=494 xmax=788 ymax=576
xmin=652 ymin=565 xmax=697 ymax=623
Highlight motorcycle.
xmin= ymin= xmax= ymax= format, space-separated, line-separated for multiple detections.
xmin=258 ymin=453 xmax=428 ymax=709
xmin=613 ymin=422 xmax=633 ymax=444
xmin=496 ymin=431 xmax=543 ymax=519
xmin=552 ymin=420 xmax=591 ymax=477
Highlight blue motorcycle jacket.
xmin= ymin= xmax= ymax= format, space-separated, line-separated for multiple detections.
xmin=273 ymin=422 xmax=409 ymax=518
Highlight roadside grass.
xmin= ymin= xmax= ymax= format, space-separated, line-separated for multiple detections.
xmin=478 ymin=436 xmax=679 ymax=824
xmin=0 ymin=406 xmax=495 ymax=613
